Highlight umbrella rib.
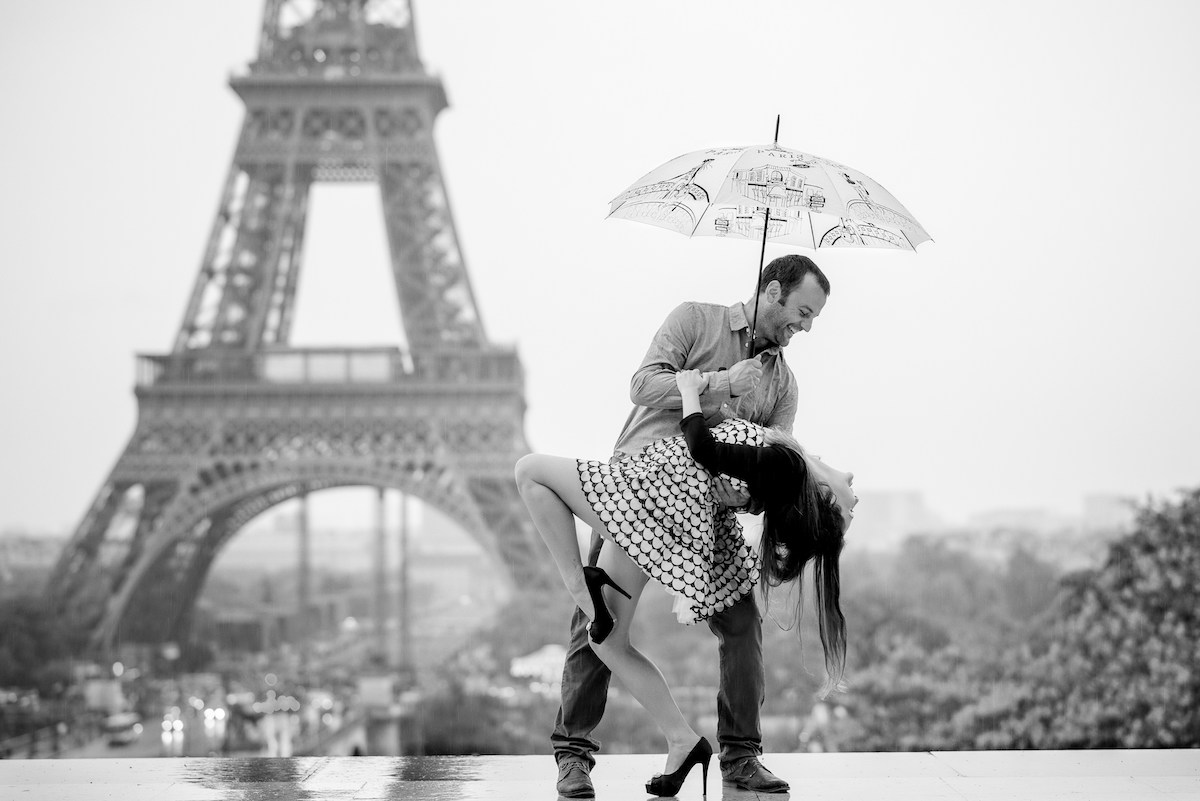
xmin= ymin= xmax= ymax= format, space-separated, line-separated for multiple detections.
xmin=686 ymin=159 xmax=716 ymax=238
xmin=808 ymin=213 xmax=817 ymax=250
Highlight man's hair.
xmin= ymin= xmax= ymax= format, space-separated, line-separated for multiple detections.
xmin=758 ymin=254 xmax=830 ymax=302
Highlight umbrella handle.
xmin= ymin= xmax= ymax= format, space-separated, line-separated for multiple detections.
xmin=750 ymin=114 xmax=780 ymax=352
xmin=748 ymin=205 xmax=770 ymax=354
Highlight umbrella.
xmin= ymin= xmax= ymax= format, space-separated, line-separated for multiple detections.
xmin=608 ymin=118 xmax=930 ymax=347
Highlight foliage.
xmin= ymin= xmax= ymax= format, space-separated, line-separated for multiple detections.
xmin=835 ymin=541 xmax=1026 ymax=751
xmin=476 ymin=582 xmax=577 ymax=665
xmin=0 ymin=594 xmax=77 ymax=696
xmin=417 ymin=585 xmax=587 ymax=755
xmin=963 ymin=488 xmax=1200 ymax=748
xmin=836 ymin=488 xmax=1200 ymax=751
xmin=841 ymin=637 xmax=984 ymax=750
xmin=418 ymin=677 xmax=554 ymax=755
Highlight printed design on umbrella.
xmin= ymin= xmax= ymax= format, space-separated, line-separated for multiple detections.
xmin=712 ymin=207 xmax=792 ymax=240
xmin=819 ymin=217 xmax=908 ymax=249
xmin=755 ymin=144 xmax=823 ymax=165
xmin=609 ymin=160 xmax=715 ymax=234
xmin=839 ymin=171 xmax=924 ymax=241
xmin=813 ymin=155 xmax=853 ymax=172
xmin=711 ymin=164 xmax=827 ymax=239
xmin=607 ymin=135 xmax=930 ymax=252
xmin=704 ymin=147 xmax=749 ymax=157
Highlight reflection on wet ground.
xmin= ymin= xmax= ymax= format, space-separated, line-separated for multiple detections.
xmin=2 ymin=749 xmax=1199 ymax=800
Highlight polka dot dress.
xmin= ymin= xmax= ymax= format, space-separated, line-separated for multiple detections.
xmin=577 ymin=418 xmax=763 ymax=624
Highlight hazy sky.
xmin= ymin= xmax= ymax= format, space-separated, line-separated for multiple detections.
xmin=2 ymin=0 xmax=1198 ymax=536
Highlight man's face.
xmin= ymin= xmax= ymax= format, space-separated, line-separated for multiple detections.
xmin=766 ymin=274 xmax=827 ymax=348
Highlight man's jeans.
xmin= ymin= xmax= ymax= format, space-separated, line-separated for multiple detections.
xmin=551 ymin=534 xmax=765 ymax=768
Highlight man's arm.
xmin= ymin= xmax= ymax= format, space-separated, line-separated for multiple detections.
xmin=629 ymin=303 xmax=732 ymax=417
xmin=712 ymin=477 xmax=753 ymax=511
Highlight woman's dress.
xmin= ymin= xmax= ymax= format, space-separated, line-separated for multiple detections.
xmin=575 ymin=417 xmax=764 ymax=624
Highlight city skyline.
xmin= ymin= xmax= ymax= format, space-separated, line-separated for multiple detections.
xmin=1 ymin=484 xmax=1136 ymax=557
xmin=2 ymin=0 xmax=1198 ymax=540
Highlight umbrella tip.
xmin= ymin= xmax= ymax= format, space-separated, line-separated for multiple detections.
xmin=773 ymin=114 xmax=780 ymax=146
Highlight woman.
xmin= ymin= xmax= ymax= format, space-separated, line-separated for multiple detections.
xmin=515 ymin=369 xmax=856 ymax=796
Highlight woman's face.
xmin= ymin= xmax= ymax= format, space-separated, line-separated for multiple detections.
xmin=805 ymin=454 xmax=858 ymax=530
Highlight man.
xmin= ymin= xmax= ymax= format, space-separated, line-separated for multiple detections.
xmin=554 ymin=253 xmax=832 ymax=797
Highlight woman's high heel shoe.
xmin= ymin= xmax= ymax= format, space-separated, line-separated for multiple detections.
xmin=582 ymin=565 xmax=631 ymax=645
xmin=646 ymin=737 xmax=712 ymax=798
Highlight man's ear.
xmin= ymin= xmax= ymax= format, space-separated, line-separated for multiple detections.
xmin=764 ymin=280 xmax=782 ymax=304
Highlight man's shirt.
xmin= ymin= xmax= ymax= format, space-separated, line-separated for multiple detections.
xmin=613 ymin=301 xmax=798 ymax=457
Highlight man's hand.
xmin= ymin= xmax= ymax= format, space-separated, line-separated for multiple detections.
xmin=711 ymin=477 xmax=752 ymax=510
xmin=728 ymin=357 xmax=764 ymax=397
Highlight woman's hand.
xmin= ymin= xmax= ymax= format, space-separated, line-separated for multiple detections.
xmin=676 ymin=370 xmax=708 ymax=418
xmin=675 ymin=369 xmax=708 ymax=396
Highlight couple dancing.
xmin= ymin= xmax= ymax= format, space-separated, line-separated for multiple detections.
xmin=516 ymin=254 xmax=857 ymax=798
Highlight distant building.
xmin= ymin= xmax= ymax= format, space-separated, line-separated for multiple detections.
xmin=919 ymin=523 xmax=1121 ymax=572
xmin=1082 ymin=492 xmax=1137 ymax=535
xmin=845 ymin=491 xmax=1137 ymax=570
xmin=214 ymin=499 xmax=484 ymax=573
xmin=847 ymin=491 xmax=946 ymax=551
xmin=510 ymin=643 xmax=567 ymax=696
xmin=0 ymin=532 xmax=64 ymax=597
xmin=207 ymin=609 xmax=275 ymax=653
xmin=966 ymin=507 xmax=1072 ymax=535
xmin=936 ymin=496 xmax=1136 ymax=571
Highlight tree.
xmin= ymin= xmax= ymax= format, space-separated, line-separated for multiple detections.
xmin=835 ymin=537 xmax=1065 ymax=751
xmin=840 ymin=635 xmax=984 ymax=750
xmin=0 ymin=594 xmax=77 ymax=696
xmin=967 ymin=488 xmax=1200 ymax=748
xmin=1001 ymin=547 xmax=1061 ymax=623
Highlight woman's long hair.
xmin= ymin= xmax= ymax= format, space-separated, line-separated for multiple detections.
xmin=760 ymin=427 xmax=848 ymax=697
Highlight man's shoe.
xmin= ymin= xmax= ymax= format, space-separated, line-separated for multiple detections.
xmin=721 ymin=756 xmax=790 ymax=793
xmin=556 ymin=759 xmax=595 ymax=798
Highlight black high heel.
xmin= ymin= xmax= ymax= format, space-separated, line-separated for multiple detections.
xmin=582 ymin=566 xmax=631 ymax=644
xmin=646 ymin=737 xmax=712 ymax=798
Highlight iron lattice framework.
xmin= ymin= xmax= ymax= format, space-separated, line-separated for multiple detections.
xmin=47 ymin=0 xmax=550 ymax=652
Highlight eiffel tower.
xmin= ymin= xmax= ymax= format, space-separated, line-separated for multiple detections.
xmin=46 ymin=0 xmax=550 ymax=654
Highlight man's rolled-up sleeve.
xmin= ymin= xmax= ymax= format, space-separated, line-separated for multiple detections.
xmin=630 ymin=303 xmax=729 ymax=417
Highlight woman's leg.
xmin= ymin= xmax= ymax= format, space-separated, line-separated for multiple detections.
xmin=515 ymin=453 xmax=699 ymax=771
xmin=515 ymin=453 xmax=610 ymax=618
xmin=591 ymin=542 xmax=702 ymax=774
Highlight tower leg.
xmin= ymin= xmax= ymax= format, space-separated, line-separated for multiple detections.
xmin=374 ymin=487 xmax=389 ymax=664
xmin=397 ymin=492 xmax=411 ymax=672
xmin=297 ymin=491 xmax=311 ymax=674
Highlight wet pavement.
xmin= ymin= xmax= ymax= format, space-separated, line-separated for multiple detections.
xmin=1 ymin=748 xmax=1198 ymax=800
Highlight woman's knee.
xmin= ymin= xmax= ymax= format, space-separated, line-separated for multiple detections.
xmin=514 ymin=454 xmax=544 ymax=494
xmin=591 ymin=634 xmax=633 ymax=664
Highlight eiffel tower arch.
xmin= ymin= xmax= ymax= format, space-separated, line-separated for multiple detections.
xmin=46 ymin=0 xmax=551 ymax=653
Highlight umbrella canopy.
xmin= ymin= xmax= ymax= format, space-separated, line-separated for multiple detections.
xmin=608 ymin=143 xmax=931 ymax=251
